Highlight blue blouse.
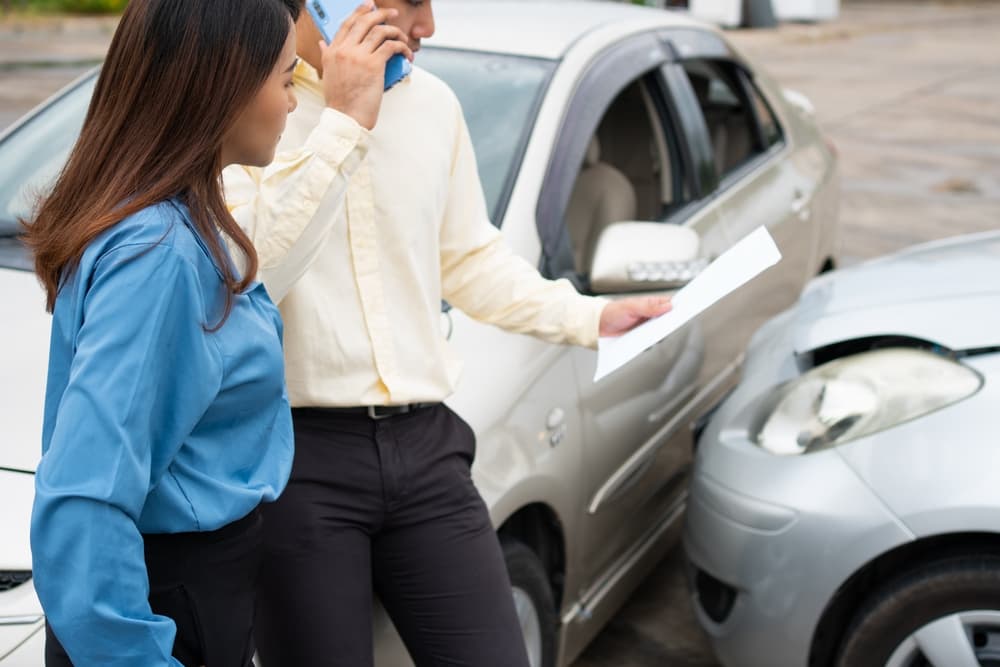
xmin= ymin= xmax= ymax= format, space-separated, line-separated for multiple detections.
xmin=30 ymin=199 xmax=294 ymax=666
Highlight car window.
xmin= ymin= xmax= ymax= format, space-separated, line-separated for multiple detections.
xmin=0 ymin=50 xmax=552 ymax=266
xmin=0 ymin=75 xmax=94 ymax=268
xmin=419 ymin=48 xmax=554 ymax=224
xmin=745 ymin=75 xmax=783 ymax=149
xmin=682 ymin=59 xmax=777 ymax=181
xmin=554 ymin=71 xmax=687 ymax=282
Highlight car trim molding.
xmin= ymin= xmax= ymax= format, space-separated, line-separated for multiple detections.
xmin=562 ymin=494 xmax=686 ymax=626
xmin=588 ymin=354 xmax=743 ymax=515
xmin=0 ymin=615 xmax=43 ymax=627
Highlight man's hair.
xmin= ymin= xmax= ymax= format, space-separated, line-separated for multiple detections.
xmin=285 ymin=0 xmax=302 ymax=20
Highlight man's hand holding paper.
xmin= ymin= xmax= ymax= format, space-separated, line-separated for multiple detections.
xmin=598 ymin=295 xmax=674 ymax=337
xmin=595 ymin=226 xmax=783 ymax=382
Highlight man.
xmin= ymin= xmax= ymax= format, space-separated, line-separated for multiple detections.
xmin=224 ymin=2 xmax=671 ymax=665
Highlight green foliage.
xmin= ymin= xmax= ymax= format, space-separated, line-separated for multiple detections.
xmin=19 ymin=0 xmax=126 ymax=14
xmin=59 ymin=0 xmax=127 ymax=11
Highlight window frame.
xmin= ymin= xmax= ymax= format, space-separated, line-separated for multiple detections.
xmin=535 ymin=29 xmax=730 ymax=281
xmin=535 ymin=33 xmax=671 ymax=270
xmin=736 ymin=68 xmax=786 ymax=151
xmin=678 ymin=56 xmax=790 ymax=192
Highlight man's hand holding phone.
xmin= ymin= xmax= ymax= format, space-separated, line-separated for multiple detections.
xmin=321 ymin=4 xmax=413 ymax=130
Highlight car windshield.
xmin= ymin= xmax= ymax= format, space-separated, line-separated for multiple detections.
xmin=417 ymin=48 xmax=554 ymax=222
xmin=0 ymin=49 xmax=553 ymax=268
xmin=0 ymin=75 xmax=92 ymax=269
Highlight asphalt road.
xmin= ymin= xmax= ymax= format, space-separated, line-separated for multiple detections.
xmin=1 ymin=3 xmax=998 ymax=666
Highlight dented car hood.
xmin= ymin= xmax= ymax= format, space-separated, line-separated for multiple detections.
xmin=792 ymin=231 xmax=1000 ymax=355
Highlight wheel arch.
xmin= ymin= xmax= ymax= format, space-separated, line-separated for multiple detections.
xmin=498 ymin=502 xmax=568 ymax=610
xmin=809 ymin=531 xmax=1000 ymax=667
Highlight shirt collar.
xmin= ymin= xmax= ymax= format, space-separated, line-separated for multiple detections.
xmin=167 ymin=197 xmax=242 ymax=285
xmin=293 ymin=59 xmax=323 ymax=97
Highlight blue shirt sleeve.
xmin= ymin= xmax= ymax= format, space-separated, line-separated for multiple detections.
xmin=31 ymin=241 xmax=223 ymax=667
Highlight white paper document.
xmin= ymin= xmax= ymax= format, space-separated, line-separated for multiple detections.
xmin=594 ymin=226 xmax=782 ymax=382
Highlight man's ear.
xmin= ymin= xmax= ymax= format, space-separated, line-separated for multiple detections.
xmin=294 ymin=10 xmax=324 ymax=72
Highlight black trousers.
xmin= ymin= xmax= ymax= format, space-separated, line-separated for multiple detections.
xmin=255 ymin=404 xmax=531 ymax=667
xmin=46 ymin=506 xmax=263 ymax=667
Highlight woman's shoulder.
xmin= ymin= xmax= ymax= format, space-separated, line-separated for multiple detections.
xmin=86 ymin=199 xmax=205 ymax=270
xmin=98 ymin=199 xmax=185 ymax=249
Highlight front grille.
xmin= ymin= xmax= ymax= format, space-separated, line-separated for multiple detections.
xmin=0 ymin=571 xmax=32 ymax=592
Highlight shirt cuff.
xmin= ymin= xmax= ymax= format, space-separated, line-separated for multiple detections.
xmin=577 ymin=295 xmax=610 ymax=350
xmin=305 ymin=107 xmax=370 ymax=168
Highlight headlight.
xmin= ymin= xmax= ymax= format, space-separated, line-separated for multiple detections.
xmin=754 ymin=348 xmax=982 ymax=455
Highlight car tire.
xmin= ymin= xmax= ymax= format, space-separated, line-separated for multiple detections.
xmin=835 ymin=555 xmax=1000 ymax=667
xmin=503 ymin=539 xmax=557 ymax=667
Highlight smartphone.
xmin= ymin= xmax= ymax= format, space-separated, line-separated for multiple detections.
xmin=305 ymin=0 xmax=412 ymax=90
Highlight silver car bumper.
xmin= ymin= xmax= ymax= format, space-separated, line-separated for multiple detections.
xmin=682 ymin=312 xmax=912 ymax=667
xmin=683 ymin=453 xmax=910 ymax=667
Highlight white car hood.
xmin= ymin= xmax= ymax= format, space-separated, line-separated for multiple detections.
xmin=1 ymin=267 xmax=49 ymax=473
xmin=793 ymin=231 xmax=1000 ymax=354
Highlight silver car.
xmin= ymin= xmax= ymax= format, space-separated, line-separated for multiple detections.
xmin=0 ymin=2 xmax=837 ymax=665
xmin=685 ymin=231 xmax=1000 ymax=667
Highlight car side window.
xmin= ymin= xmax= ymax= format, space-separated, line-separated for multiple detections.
xmin=556 ymin=72 xmax=687 ymax=282
xmin=682 ymin=59 xmax=778 ymax=181
xmin=745 ymin=74 xmax=783 ymax=149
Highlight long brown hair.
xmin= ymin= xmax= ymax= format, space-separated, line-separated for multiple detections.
xmin=23 ymin=0 xmax=297 ymax=320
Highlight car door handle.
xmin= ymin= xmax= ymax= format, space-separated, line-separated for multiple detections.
xmin=546 ymin=408 xmax=567 ymax=447
xmin=791 ymin=191 xmax=811 ymax=221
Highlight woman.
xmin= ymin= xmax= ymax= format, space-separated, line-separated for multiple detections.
xmin=21 ymin=0 xmax=405 ymax=664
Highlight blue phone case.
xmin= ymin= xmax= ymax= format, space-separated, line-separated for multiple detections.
xmin=305 ymin=0 xmax=412 ymax=91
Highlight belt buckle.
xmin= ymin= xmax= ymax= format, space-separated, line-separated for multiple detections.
xmin=368 ymin=405 xmax=406 ymax=420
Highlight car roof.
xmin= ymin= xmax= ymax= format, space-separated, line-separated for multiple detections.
xmin=429 ymin=0 xmax=707 ymax=60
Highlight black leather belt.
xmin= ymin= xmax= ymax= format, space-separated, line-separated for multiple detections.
xmin=296 ymin=403 xmax=439 ymax=420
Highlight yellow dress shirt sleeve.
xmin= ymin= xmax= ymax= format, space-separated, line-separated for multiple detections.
xmin=223 ymin=108 xmax=369 ymax=303
xmin=438 ymin=105 xmax=607 ymax=350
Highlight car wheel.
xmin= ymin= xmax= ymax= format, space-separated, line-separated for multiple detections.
xmin=836 ymin=555 xmax=1000 ymax=667
xmin=504 ymin=539 xmax=557 ymax=667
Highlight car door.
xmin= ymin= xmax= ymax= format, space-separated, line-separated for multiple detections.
xmin=680 ymin=55 xmax=820 ymax=346
xmin=534 ymin=31 xmax=731 ymax=599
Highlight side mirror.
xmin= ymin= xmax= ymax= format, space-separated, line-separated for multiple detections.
xmin=589 ymin=222 xmax=706 ymax=294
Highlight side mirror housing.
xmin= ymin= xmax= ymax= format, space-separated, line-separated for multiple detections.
xmin=590 ymin=222 xmax=705 ymax=294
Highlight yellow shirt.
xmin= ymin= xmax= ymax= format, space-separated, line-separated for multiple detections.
xmin=224 ymin=61 xmax=605 ymax=407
